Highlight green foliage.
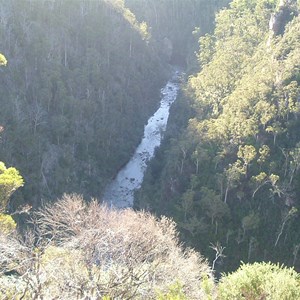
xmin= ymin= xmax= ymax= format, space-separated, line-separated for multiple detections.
xmin=218 ymin=262 xmax=300 ymax=300
xmin=0 ymin=53 xmax=7 ymax=66
xmin=0 ymin=0 xmax=166 ymax=203
xmin=237 ymin=145 xmax=257 ymax=167
xmin=0 ymin=213 xmax=16 ymax=234
xmin=137 ymin=0 xmax=300 ymax=272
xmin=156 ymin=282 xmax=188 ymax=300
xmin=125 ymin=0 xmax=230 ymax=64
xmin=200 ymin=187 xmax=230 ymax=227
xmin=242 ymin=212 xmax=260 ymax=232
xmin=0 ymin=162 xmax=24 ymax=210
xmin=198 ymin=34 xmax=216 ymax=66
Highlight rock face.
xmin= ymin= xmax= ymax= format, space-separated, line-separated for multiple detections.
xmin=269 ymin=0 xmax=297 ymax=35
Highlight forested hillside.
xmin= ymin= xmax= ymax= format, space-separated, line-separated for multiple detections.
xmin=136 ymin=0 xmax=300 ymax=272
xmin=0 ymin=0 xmax=166 ymax=207
xmin=1 ymin=0 xmax=300 ymax=298
xmin=125 ymin=0 xmax=229 ymax=65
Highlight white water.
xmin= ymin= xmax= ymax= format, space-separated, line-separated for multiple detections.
xmin=102 ymin=71 xmax=181 ymax=208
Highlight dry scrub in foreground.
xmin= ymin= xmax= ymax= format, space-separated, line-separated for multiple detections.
xmin=0 ymin=194 xmax=214 ymax=299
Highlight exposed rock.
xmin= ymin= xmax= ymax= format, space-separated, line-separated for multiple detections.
xmin=269 ymin=0 xmax=298 ymax=36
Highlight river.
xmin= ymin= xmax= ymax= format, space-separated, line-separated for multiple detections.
xmin=102 ymin=70 xmax=181 ymax=208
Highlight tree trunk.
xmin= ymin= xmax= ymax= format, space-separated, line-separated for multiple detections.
xmin=224 ymin=186 xmax=229 ymax=203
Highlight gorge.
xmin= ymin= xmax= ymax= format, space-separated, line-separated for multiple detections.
xmin=103 ymin=70 xmax=181 ymax=208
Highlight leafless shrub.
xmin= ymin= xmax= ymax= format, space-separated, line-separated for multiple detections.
xmin=0 ymin=194 xmax=215 ymax=299
xmin=0 ymin=232 xmax=24 ymax=275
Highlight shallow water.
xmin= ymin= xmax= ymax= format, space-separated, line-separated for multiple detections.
xmin=102 ymin=71 xmax=180 ymax=208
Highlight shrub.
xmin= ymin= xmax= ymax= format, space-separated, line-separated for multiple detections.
xmin=217 ymin=262 xmax=300 ymax=300
xmin=0 ymin=214 xmax=16 ymax=234
xmin=0 ymin=194 xmax=214 ymax=299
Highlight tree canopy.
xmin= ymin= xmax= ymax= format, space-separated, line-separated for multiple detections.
xmin=0 ymin=53 xmax=7 ymax=66
xmin=0 ymin=0 xmax=166 ymax=206
xmin=136 ymin=0 xmax=300 ymax=272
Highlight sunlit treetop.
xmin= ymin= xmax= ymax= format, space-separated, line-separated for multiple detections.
xmin=0 ymin=162 xmax=24 ymax=211
xmin=0 ymin=53 xmax=7 ymax=66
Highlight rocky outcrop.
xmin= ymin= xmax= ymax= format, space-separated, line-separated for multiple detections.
xmin=269 ymin=0 xmax=298 ymax=35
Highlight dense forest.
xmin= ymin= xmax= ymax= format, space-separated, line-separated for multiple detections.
xmin=125 ymin=0 xmax=229 ymax=64
xmin=136 ymin=0 xmax=300 ymax=273
xmin=0 ymin=0 xmax=167 ymax=208
xmin=0 ymin=0 xmax=227 ymax=209
xmin=1 ymin=0 xmax=300 ymax=298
